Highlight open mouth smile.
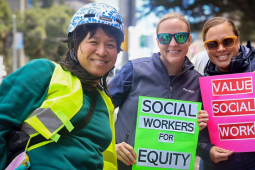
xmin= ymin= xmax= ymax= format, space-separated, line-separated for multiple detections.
xmin=92 ymin=59 xmax=107 ymax=64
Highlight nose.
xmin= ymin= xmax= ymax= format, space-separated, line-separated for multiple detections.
xmin=217 ymin=43 xmax=226 ymax=52
xmin=95 ymin=44 xmax=107 ymax=57
xmin=169 ymin=36 xmax=178 ymax=46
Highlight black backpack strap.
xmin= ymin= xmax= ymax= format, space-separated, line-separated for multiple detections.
xmin=66 ymin=90 xmax=97 ymax=133
xmin=28 ymin=90 xmax=98 ymax=147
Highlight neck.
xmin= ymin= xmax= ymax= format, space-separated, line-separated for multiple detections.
xmin=92 ymin=80 xmax=99 ymax=87
xmin=217 ymin=67 xmax=228 ymax=73
xmin=160 ymin=55 xmax=184 ymax=76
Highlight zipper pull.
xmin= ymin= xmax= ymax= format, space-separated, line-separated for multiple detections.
xmin=170 ymin=86 xmax=173 ymax=92
xmin=125 ymin=132 xmax=130 ymax=143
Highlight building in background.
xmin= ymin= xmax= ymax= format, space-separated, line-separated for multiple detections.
xmin=65 ymin=0 xmax=92 ymax=10
xmin=6 ymin=0 xmax=27 ymax=13
xmin=6 ymin=0 xmax=28 ymax=70
xmin=0 ymin=55 xmax=7 ymax=84
xmin=28 ymin=0 xmax=92 ymax=10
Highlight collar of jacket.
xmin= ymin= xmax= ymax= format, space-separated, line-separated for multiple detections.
xmin=204 ymin=41 xmax=255 ymax=76
xmin=152 ymin=52 xmax=195 ymax=73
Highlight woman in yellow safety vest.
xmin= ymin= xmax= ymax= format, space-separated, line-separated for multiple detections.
xmin=0 ymin=3 xmax=123 ymax=170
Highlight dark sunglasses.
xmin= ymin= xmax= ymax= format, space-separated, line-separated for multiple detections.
xmin=157 ymin=32 xmax=190 ymax=45
xmin=204 ymin=36 xmax=237 ymax=51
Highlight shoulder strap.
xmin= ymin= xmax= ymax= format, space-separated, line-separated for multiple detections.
xmin=68 ymin=90 xmax=97 ymax=133
xmin=28 ymin=90 xmax=97 ymax=147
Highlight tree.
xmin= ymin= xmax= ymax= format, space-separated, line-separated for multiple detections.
xmin=42 ymin=0 xmax=54 ymax=8
xmin=143 ymin=0 xmax=255 ymax=42
xmin=42 ymin=5 xmax=74 ymax=61
xmin=59 ymin=0 xmax=65 ymax=5
xmin=0 ymin=0 xmax=12 ymax=72
xmin=32 ymin=0 xmax=38 ymax=8
xmin=17 ymin=5 xmax=75 ymax=61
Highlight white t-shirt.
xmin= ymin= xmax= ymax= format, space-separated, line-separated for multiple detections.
xmin=191 ymin=50 xmax=209 ymax=75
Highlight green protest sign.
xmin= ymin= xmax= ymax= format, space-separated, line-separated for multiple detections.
xmin=132 ymin=96 xmax=202 ymax=170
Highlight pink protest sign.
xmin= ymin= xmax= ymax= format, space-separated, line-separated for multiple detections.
xmin=199 ymin=72 xmax=255 ymax=152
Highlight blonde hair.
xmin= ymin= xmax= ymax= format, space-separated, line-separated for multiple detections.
xmin=202 ymin=17 xmax=239 ymax=41
xmin=156 ymin=12 xmax=191 ymax=34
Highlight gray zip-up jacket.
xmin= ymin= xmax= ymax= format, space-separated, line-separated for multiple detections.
xmin=109 ymin=52 xmax=204 ymax=170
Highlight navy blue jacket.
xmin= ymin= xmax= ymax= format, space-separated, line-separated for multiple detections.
xmin=109 ymin=53 xmax=205 ymax=170
xmin=202 ymin=41 xmax=255 ymax=170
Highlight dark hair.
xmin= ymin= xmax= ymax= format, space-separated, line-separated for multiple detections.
xmin=60 ymin=24 xmax=122 ymax=96
xmin=202 ymin=17 xmax=240 ymax=41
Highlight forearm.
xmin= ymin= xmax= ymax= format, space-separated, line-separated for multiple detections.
xmin=196 ymin=127 xmax=214 ymax=163
xmin=0 ymin=59 xmax=54 ymax=168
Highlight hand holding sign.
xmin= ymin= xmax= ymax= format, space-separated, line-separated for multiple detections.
xmin=133 ymin=96 xmax=202 ymax=170
xmin=197 ymin=110 xmax=209 ymax=131
xmin=209 ymin=146 xmax=234 ymax=163
xmin=200 ymin=72 xmax=255 ymax=152
xmin=116 ymin=142 xmax=137 ymax=166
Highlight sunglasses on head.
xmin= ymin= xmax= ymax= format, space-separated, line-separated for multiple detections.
xmin=157 ymin=32 xmax=190 ymax=45
xmin=204 ymin=36 xmax=237 ymax=51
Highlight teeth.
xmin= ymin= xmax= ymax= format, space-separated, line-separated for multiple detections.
xmin=168 ymin=50 xmax=179 ymax=53
xmin=93 ymin=59 xmax=106 ymax=64
xmin=218 ymin=55 xmax=228 ymax=59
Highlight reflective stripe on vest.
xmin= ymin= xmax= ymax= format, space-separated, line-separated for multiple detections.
xmin=21 ymin=62 xmax=117 ymax=169
xmin=99 ymin=90 xmax=118 ymax=170
xmin=21 ymin=62 xmax=83 ymax=146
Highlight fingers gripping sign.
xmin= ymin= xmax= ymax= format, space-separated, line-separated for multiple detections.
xmin=197 ymin=110 xmax=209 ymax=131
xmin=116 ymin=142 xmax=137 ymax=166
xmin=133 ymin=96 xmax=202 ymax=169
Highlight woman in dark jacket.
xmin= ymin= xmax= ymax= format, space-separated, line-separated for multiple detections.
xmin=201 ymin=16 xmax=255 ymax=170
xmin=108 ymin=12 xmax=209 ymax=170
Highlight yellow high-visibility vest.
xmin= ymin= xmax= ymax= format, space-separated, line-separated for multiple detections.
xmin=21 ymin=62 xmax=117 ymax=170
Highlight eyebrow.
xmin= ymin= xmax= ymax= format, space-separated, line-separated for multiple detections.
xmin=90 ymin=36 xmax=116 ymax=42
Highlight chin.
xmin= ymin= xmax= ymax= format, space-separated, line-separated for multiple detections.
xmin=217 ymin=65 xmax=229 ymax=72
xmin=169 ymin=58 xmax=184 ymax=64
xmin=88 ymin=71 xmax=103 ymax=77
xmin=93 ymin=73 xmax=105 ymax=77
xmin=89 ymin=68 xmax=110 ymax=77
xmin=220 ymin=62 xmax=231 ymax=69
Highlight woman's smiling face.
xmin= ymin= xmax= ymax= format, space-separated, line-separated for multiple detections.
xmin=77 ymin=26 xmax=118 ymax=78
xmin=205 ymin=23 xmax=240 ymax=72
xmin=156 ymin=18 xmax=192 ymax=68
